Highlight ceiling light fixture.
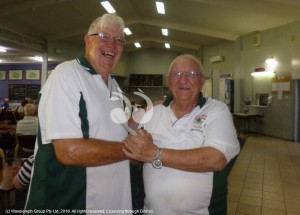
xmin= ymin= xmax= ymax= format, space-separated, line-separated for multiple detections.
xmin=156 ymin=1 xmax=165 ymax=14
xmin=251 ymin=71 xmax=274 ymax=77
xmin=124 ymin=28 xmax=132 ymax=35
xmin=165 ymin=43 xmax=170 ymax=49
xmin=32 ymin=56 xmax=43 ymax=62
xmin=251 ymin=67 xmax=274 ymax=76
xmin=0 ymin=47 xmax=7 ymax=52
xmin=265 ymin=56 xmax=278 ymax=69
xmin=134 ymin=42 xmax=141 ymax=48
xmin=162 ymin=28 xmax=168 ymax=36
xmin=101 ymin=1 xmax=116 ymax=13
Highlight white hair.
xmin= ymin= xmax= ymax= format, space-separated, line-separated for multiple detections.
xmin=87 ymin=13 xmax=125 ymax=36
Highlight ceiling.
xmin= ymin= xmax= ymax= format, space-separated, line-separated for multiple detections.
xmin=0 ymin=0 xmax=300 ymax=63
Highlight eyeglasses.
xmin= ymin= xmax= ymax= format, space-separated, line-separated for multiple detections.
xmin=89 ymin=32 xmax=126 ymax=45
xmin=168 ymin=71 xmax=202 ymax=80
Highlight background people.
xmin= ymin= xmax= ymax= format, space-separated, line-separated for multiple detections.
xmin=25 ymin=13 xmax=132 ymax=212
xmin=123 ymin=54 xmax=240 ymax=215
xmin=16 ymin=103 xmax=38 ymax=136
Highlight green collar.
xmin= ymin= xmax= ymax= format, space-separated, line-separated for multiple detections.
xmin=76 ymin=53 xmax=98 ymax=75
xmin=163 ymin=92 xmax=207 ymax=108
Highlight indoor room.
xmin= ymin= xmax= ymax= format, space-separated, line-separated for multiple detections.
xmin=0 ymin=0 xmax=300 ymax=214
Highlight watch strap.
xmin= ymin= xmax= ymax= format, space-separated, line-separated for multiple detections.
xmin=156 ymin=148 xmax=162 ymax=160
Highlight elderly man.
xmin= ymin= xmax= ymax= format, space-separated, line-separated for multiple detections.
xmin=123 ymin=54 xmax=240 ymax=215
xmin=25 ymin=13 xmax=132 ymax=212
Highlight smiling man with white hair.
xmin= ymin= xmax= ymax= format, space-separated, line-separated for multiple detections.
xmin=25 ymin=13 xmax=132 ymax=213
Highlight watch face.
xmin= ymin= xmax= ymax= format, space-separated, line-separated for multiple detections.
xmin=152 ymin=159 xmax=162 ymax=169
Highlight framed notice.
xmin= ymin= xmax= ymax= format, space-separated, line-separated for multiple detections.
xmin=9 ymin=70 xmax=23 ymax=80
xmin=0 ymin=70 xmax=6 ymax=80
xmin=26 ymin=69 xmax=40 ymax=80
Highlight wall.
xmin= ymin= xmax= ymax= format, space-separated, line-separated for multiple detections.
xmin=124 ymin=49 xmax=178 ymax=102
xmin=0 ymin=63 xmax=57 ymax=100
xmin=2 ymin=21 xmax=300 ymax=140
xmin=198 ymin=22 xmax=300 ymax=140
xmin=202 ymin=41 xmax=236 ymax=101
xmin=127 ymin=48 xmax=177 ymax=86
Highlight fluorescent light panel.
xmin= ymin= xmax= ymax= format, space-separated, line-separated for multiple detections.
xmin=124 ymin=28 xmax=132 ymax=35
xmin=251 ymin=71 xmax=274 ymax=77
xmin=162 ymin=28 xmax=168 ymax=36
xmin=101 ymin=1 xmax=116 ymax=13
xmin=0 ymin=47 xmax=7 ymax=52
xmin=32 ymin=56 xmax=43 ymax=62
xmin=156 ymin=1 xmax=165 ymax=14
xmin=134 ymin=42 xmax=141 ymax=48
xmin=165 ymin=43 xmax=170 ymax=49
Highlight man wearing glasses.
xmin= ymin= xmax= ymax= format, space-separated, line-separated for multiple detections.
xmin=123 ymin=54 xmax=240 ymax=215
xmin=25 ymin=14 xmax=132 ymax=213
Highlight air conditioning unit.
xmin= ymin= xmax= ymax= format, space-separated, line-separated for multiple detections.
xmin=210 ymin=56 xmax=224 ymax=63
xmin=252 ymin=34 xmax=261 ymax=46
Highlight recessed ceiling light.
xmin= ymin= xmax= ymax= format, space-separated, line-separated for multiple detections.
xmin=162 ymin=28 xmax=168 ymax=36
xmin=124 ymin=28 xmax=132 ymax=35
xmin=101 ymin=1 xmax=116 ymax=13
xmin=134 ymin=42 xmax=141 ymax=48
xmin=165 ymin=43 xmax=170 ymax=49
xmin=156 ymin=1 xmax=165 ymax=14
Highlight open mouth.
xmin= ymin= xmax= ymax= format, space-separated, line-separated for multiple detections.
xmin=179 ymin=86 xmax=190 ymax=90
xmin=101 ymin=50 xmax=115 ymax=58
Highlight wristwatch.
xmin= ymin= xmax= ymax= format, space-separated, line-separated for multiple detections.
xmin=152 ymin=148 xmax=163 ymax=169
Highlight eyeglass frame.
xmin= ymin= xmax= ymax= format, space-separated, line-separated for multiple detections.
xmin=168 ymin=71 xmax=203 ymax=80
xmin=89 ymin=32 xmax=126 ymax=45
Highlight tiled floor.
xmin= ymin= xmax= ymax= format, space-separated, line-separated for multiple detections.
xmin=228 ymin=134 xmax=300 ymax=215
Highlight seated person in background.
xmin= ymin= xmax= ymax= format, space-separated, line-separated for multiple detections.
xmin=16 ymin=104 xmax=38 ymax=135
xmin=0 ymin=98 xmax=10 ymax=109
xmin=12 ymin=155 xmax=34 ymax=189
xmin=11 ymin=155 xmax=34 ymax=210
xmin=14 ymin=98 xmax=34 ymax=120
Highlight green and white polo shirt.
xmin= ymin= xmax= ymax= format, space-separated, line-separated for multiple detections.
xmin=26 ymin=54 xmax=132 ymax=213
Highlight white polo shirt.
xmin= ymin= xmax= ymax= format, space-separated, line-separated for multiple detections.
xmin=26 ymin=55 xmax=132 ymax=213
xmin=142 ymin=98 xmax=240 ymax=215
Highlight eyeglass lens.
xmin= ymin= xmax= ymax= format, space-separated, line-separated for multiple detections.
xmin=90 ymin=32 xmax=125 ymax=45
xmin=170 ymin=71 xmax=201 ymax=79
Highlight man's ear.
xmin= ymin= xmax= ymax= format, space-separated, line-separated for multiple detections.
xmin=84 ymin=34 xmax=90 ymax=48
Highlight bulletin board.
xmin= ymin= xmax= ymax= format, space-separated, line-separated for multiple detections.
xmin=8 ymin=84 xmax=41 ymax=100
xmin=271 ymin=76 xmax=291 ymax=94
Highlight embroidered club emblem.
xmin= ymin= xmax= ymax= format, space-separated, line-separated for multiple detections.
xmin=193 ymin=114 xmax=207 ymax=128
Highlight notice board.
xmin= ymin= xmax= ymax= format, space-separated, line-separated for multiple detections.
xmin=9 ymin=84 xmax=41 ymax=100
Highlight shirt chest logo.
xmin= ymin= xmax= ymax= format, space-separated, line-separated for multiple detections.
xmin=192 ymin=114 xmax=207 ymax=129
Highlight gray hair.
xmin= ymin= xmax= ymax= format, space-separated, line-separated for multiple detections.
xmin=87 ymin=13 xmax=125 ymax=36
xmin=168 ymin=54 xmax=204 ymax=75
xmin=24 ymin=104 xmax=37 ymax=116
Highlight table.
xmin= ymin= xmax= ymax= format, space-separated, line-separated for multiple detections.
xmin=0 ymin=164 xmax=15 ymax=213
xmin=233 ymin=113 xmax=263 ymax=137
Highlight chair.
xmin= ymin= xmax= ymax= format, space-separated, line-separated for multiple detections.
xmin=15 ymin=135 xmax=36 ymax=159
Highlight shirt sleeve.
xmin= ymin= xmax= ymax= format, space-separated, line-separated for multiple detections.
xmin=204 ymin=109 xmax=240 ymax=162
xmin=17 ymin=155 xmax=34 ymax=187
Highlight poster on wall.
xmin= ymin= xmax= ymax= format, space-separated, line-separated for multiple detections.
xmin=26 ymin=69 xmax=40 ymax=80
xmin=0 ymin=70 xmax=6 ymax=80
xmin=9 ymin=70 xmax=22 ymax=80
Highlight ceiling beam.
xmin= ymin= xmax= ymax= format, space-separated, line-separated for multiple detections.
xmin=126 ymin=18 xmax=238 ymax=41
xmin=0 ymin=25 xmax=47 ymax=52
xmin=0 ymin=0 xmax=67 ymax=17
